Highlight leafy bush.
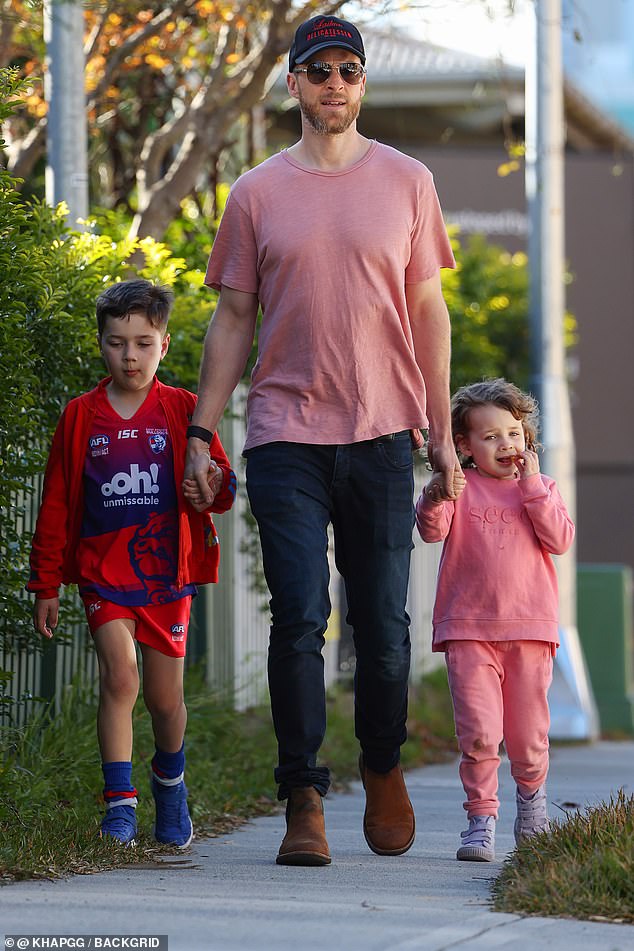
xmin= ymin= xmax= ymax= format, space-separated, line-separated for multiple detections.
xmin=444 ymin=233 xmax=530 ymax=390
xmin=444 ymin=230 xmax=575 ymax=392
xmin=0 ymin=70 xmax=220 ymax=705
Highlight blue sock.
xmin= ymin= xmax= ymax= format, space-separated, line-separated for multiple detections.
xmin=102 ymin=760 xmax=137 ymax=812
xmin=152 ymin=743 xmax=185 ymax=786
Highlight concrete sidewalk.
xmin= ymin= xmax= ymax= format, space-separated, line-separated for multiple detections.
xmin=1 ymin=741 xmax=633 ymax=951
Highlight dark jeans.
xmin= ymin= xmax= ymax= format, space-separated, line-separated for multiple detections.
xmin=245 ymin=434 xmax=415 ymax=800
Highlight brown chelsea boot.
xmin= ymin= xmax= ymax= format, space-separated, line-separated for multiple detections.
xmin=276 ymin=786 xmax=331 ymax=866
xmin=359 ymin=754 xmax=415 ymax=856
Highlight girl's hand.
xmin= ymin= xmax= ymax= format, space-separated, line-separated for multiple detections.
xmin=34 ymin=597 xmax=59 ymax=639
xmin=515 ymin=449 xmax=540 ymax=479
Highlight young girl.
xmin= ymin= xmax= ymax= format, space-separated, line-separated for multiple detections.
xmin=416 ymin=378 xmax=574 ymax=862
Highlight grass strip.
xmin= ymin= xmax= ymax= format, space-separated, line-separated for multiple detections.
xmin=0 ymin=665 xmax=456 ymax=881
xmin=9 ymin=663 xmax=633 ymax=927
xmin=493 ymin=789 xmax=634 ymax=922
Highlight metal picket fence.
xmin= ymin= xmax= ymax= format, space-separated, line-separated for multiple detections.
xmin=1 ymin=465 xmax=100 ymax=728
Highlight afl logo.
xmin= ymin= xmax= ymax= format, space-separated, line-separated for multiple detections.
xmin=171 ymin=623 xmax=186 ymax=641
xmin=90 ymin=434 xmax=110 ymax=449
xmin=149 ymin=433 xmax=167 ymax=454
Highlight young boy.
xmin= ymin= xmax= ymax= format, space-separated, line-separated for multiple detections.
xmin=27 ymin=279 xmax=236 ymax=847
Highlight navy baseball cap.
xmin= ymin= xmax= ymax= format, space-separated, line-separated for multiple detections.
xmin=289 ymin=15 xmax=366 ymax=72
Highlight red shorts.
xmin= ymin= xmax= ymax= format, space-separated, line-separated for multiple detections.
xmin=82 ymin=594 xmax=192 ymax=658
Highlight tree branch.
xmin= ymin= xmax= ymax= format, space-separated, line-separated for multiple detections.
xmin=84 ymin=2 xmax=110 ymax=61
xmin=6 ymin=117 xmax=46 ymax=181
xmin=136 ymin=19 xmax=238 ymax=196
xmin=0 ymin=11 xmax=15 ymax=69
xmin=6 ymin=1 xmax=195 ymax=184
xmin=129 ymin=2 xmax=298 ymax=238
xmin=87 ymin=1 xmax=194 ymax=113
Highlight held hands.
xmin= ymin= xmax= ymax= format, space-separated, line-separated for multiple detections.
xmin=183 ymin=448 xmax=223 ymax=512
xmin=426 ymin=438 xmax=465 ymax=503
xmin=424 ymin=468 xmax=466 ymax=504
xmin=34 ymin=597 xmax=58 ymax=639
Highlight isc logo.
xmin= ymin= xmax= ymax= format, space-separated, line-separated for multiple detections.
xmin=90 ymin=434 xmax=110 ymax=448
xmin=118 ymin=429 xmax=139 ymax=439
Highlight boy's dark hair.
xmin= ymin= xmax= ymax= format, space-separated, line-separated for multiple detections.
xmin=96 ymin=279 xmax=174 ymax=336
xmin=452 ymin=378 xmax=540 ymax=465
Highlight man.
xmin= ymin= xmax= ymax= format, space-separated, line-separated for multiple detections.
xmin=184 ymin=14 xmax=460 ymax=866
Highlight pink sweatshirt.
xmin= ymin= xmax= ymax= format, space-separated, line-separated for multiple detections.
xmin=415 ymin=469 xmax=575 ymax=651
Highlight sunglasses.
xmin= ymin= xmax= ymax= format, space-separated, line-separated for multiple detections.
xmin=293 ymin=62 xmax=366 ymax=85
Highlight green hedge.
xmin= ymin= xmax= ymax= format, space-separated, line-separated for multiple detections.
xmin=0 ymin=70 xmax=218 ymax=704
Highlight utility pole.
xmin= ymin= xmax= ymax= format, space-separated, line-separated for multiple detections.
xmin=44 ymin=0 xmax=88 ymax=225
xmin=525 ymin=0 xmax=598 ymax=739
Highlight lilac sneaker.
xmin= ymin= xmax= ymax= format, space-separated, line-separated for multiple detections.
xmin=456 ymin=815 xmax=496 ymax=862
xmin=514 ymin=784 xmax=550 ymax=844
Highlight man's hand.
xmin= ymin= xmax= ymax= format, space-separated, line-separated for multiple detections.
xmin=34 ymin=597 xmax=58 ymax=639
xmin=183 ymin=441 xmax=223 ymax=511
xmin=427 ymin=439 xmax=464 ymax=501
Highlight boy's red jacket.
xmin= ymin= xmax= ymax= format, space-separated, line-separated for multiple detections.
xmin=27 ymin=378 xmax=236 ymax=599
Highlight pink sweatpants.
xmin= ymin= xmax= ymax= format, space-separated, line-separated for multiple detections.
xmin=445 ymin=640 xmax=553 ymax=818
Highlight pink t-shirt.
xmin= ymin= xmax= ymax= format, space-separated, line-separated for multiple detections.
xmin=415 ymin=469 xmax=576 ymax=651
xmin=205 ymin=142 xmax=455 ymax=450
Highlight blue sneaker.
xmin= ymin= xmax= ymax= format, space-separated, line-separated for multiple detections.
xmin=152 ymin=777 xmax=193 ymax=848
xmin=100 ymin=804 xmax=137 ymax=846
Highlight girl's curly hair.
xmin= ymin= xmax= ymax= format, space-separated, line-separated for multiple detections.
xmin=451 ymin=378 xmax=540 ymax=466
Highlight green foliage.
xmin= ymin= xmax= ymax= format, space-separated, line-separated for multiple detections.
xmin=0 ymin=71 xmax=99 ymax=665
xmin=444 ymin=232 xmax=530 ymax=390
xmin=0 ymin=667 xmax=451 ymax=880
xmin=0 ymin=69 xmax=221 ymax=702
xmin=443 ymin=230 xmax=576 ymax=393
xmin=493 ymin=789 xmax=634 ymax=922
xmin=0 ymin=665 xmax=279 ymax=880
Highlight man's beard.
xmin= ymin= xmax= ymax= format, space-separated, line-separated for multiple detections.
xmin=298 ymin=91 xmax=361 ymax=135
